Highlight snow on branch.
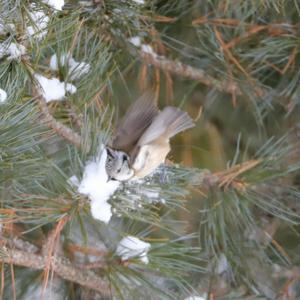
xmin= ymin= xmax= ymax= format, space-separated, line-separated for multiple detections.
xmin=116 ymin=236 xmax=151 ymax=264
xmin=34 ymin=74 xmax=77 ymax=102
xmin=78 ymin=148 xmax=120 ymax=223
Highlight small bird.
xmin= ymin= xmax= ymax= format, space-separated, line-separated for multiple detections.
xmin=105 ymin=91 xmax=195 ymax=181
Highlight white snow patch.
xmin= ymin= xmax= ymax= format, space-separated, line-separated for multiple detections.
xmin=140 ymin=188 xmax=159 ymax=199
xmin=90 ymin=200 xmax=112 ymax=224
xmin=34 ymin=74 xmax=77 ymax=102
xmin=26 ymin=10 xmax=49 ymax=40
xmin=141 ymin=44 xmax=157 ymax=57
xmin=78 ymin=149 xmax=120 ymax=224
xmin=67 ymin=175 xmax=80 ymax=187
xmin=116 ymin=236 xmax=151 ymax=264
xmin=112 ymin=8 xmax=123 ymax=15
xmin=272 ymin=263 xmax=282 ymax=273
xmin=128 ymin=36 xmax=141 ymax=47
xmin=184 ymin=297 xmax=206 ymax=300
xmin=0 ymin=89 xmax=7 ymax=103
xmin=50 ymin=53 xmax=90 ymax=80
xmin=0 ymin=22 xmax=15 ymax=35
xmin=42 ymin=0 xmax=65 ymax=10
xmin=132 ymin=0 xmax=145 ymax=4
xmin=0 ymin=42 xmax=26 ymax=60
xmin=216 ymin=253 xmax=229 ymax=274
xmin=50 ymin=53 xmax=68 ymax=69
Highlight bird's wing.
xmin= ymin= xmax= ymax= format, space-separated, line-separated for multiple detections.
xmin=137 ymin=106 xmax=195 ymax=146
xmin=112 ymin=91 xmax=159 ymax=153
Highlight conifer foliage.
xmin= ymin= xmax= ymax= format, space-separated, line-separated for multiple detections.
xmin=0 ymin=0 xmax=299 ymax=299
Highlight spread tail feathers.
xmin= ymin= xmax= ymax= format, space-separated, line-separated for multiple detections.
xmin=137 ymin=106 xmax=195 ymax=145
xmin=163 ymin=107 xmax=195 ymax=138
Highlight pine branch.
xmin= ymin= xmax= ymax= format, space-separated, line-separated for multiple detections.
xmin=35 ymin=94 xmax=83 ymax=149
xmin=1 ymin=245 xmax=111 ymax=297
xmin=64 ymin=102 xmax=84 ymax=130
xmin=139 ymin=51 xmax=243 ymax=95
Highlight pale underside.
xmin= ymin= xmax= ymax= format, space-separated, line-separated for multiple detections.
xmin=132 ymin=141 xmax=170 ymax=178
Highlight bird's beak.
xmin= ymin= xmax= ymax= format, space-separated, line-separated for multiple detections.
xmin=107 ymin=176 xmax=117 ymax=182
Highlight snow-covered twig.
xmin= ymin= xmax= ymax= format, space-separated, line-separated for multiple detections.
xmin=116 ymin=236 xmax=151 ymax=264
xmin=34 ymin=74 xmax=77 ymax=102
xmin=50 ymin=53 xmax=90 ymax=80
xmin=78 ymin=149 xmax=120 ymax=223
xmin=0 ymin=42 xmax=26 ymax=60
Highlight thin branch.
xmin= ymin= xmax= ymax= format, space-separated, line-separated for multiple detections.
xmin=41 ymin=216 xmax=69 ymax=299
xmin=64 ymin=102 xmax=84 ymax=130
xmin=1 ymin=247 xmax=111 ymax=297
xmin=139 ymin=51 xmax=242 ymax=95
xmin=35 ymin=94 xmax=83 ymax=149
xmin=192 ymin=159 xmax=262 ymax=196
xmin=76 ymin=261 xmax=107 ymax=270
xmin=67 ymin=243 xmax=108 ymax=257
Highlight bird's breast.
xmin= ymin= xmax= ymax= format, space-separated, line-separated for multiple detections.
xmin=132 ymin=142 xmax=170 ymax=179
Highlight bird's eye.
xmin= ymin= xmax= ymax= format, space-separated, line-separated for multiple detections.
xmin=122 ymin=154 xmax=128 ymax=161
xmin=117 ymin=168 xmax=121 ymax=173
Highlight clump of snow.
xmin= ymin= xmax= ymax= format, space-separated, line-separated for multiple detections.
xmin=26 ymin=10 xmax=49 ymax=40
xmin=50 ymin=53 xmax=90 ymax=80
xmin=132 ymin=0 xmax=145 ymax=4
xmin=184 ymin=296 xmax=206 ymax=300
xmin=78 ymin=149 xmax=120 ymax=224
xmin=124 ymin=177 xmax=166 ymax=205
xmin=67 ymin=59 xmax=90 ymax=80
xmin=112 ymin=8 xmax=122 ymax=15
xmin=141 ymin=44 xmax=157 ymax=57
xmin=140 ymin=187 xmax=159 ymax=199
xmin=216 ymin=253 xmax=229 ymax=274
xmin=90 ymin=200 xmax=113 ymax=224
xmin=49 ymin=53 xmax=67 ymax=70
xmin=0 ymin=89 xmax=7 ymax=103
xmin=34 ymin=74 xmax=77 ymax=102
xmin=42 ymin=0 xmax=65 ymax=10
xmin=128 ymin=36 xmax=158 ymax=58
xmin=0 ymin=22 xmax=15 ymax=35
xmin=116 ymin=236 xmax=151 ymax=264
xmin=128 ymin=36 xmax=142 ymax=47
xmin=0 ymin=42 xmax=26 ymax=60
xmin=67 ymin=175 xmax=80 ymax=187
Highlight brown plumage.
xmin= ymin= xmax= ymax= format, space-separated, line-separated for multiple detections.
xmin=112 ymin=91 xmax=159 ymax=153
xmin=110 ymin=91 xmax=195 ymax=179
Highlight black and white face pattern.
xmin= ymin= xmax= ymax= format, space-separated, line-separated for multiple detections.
xmin=105 ymin=148 xmax=134 ymax=181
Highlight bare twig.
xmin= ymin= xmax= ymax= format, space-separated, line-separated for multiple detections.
xmin=0 ymin=247 xmax=111 ymax=297
xmin=64 ymin=102 xmax=84 ymax=129
xmin=76 ymin=260 xmax=106 ymax=270
xmin=41 ymin=216 xmax=69 ymax=299
xmin=216 ymin=159 xmax=261 ymax=189
xmin=35 ymin=94 xmax=83 ymax=149
xmin=196 ymin=159 xmax=262 ymax=193
xmin=67 ymin=243 xmax=107 ymax=257
xmin=139 ymin=51 xmax=242 ymax=95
